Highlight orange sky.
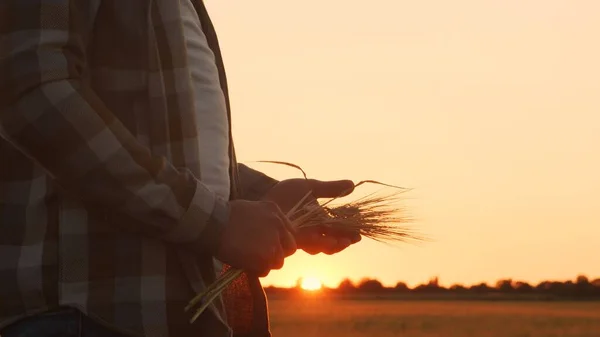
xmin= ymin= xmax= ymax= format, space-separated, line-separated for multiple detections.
xmin=206 ymin=0 xmax=600 ymax=288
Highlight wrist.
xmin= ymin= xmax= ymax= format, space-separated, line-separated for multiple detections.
xmin=184 ymin=194 xmax=230 ymax=257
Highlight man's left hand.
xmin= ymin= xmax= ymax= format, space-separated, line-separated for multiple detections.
xmin=262 ymin=178 xmax=362 ymax=255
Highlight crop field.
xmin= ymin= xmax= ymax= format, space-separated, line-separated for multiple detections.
xmin=268 ymin=299 xmax=600 ymax=337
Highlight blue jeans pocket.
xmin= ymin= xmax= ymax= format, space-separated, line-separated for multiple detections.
xmin=1 ymin=308 xmax=81 ymax=337
xmin=1 ymin=308 xmax=132 ymax=337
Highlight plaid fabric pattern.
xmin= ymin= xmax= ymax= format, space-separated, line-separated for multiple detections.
xmin=0 ymin=1 xmax=277 ymax=336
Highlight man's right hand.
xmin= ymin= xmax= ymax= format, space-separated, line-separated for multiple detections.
xmin=215 ymin=200 xmax=297 ymax=277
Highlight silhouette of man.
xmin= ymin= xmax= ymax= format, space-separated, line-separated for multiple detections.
xmin=0 ymin=0 xmax=360 ymax=336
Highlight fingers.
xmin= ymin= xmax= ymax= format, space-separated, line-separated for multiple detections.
xmin=265 ymin=201 xmax=297 ymax=257
xmin=314 ymin=236 xmax=350 ymax=255
xmin=321 ymin=226 xmax=362 ymax=244
xmin=335 ymin=237 xmax=352 ymax=253
xmin=279 ymin=229 xmax=297 ymax=257
xmin=256 ymin=202 xmax=296 ymax=275
xmin=275 ymin=213 xmax=297 ymax=257
xmin=221 ymin=200 xmax=298 ymax=277
xmin=266 ymin=208 xmax=287 ymax=268
xmin=269 ymin=241 xmax=285 ymax=270
xmin=302 ymin=234 xmax=338 ymax=255
xmin=254 ymin=232 xmax=284 ymax=276
xmin=256 ymin=269 xmax=271 ymax=278
xmin=298 ymin=226 xmax=361 ymax=255
xmin=306 ymin=179 xmax=355 ymax=199
xmin=351 ymin=232 xmax=362 ymax=244
xmin=298 ymin=229 xmax=337 ymax=255
xmin=317 ymin=225 xmax=362 ymax=244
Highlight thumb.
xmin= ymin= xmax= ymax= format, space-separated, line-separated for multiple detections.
xmin=307 ymin=179 xmax=355 ymax=198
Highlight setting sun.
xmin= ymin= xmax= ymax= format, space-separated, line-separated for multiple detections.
xmin=300 ymin=277 xmax=323 ymax=291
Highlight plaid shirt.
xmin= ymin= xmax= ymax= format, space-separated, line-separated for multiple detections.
xmin=0 ymin=1 xmax=278 ymax=336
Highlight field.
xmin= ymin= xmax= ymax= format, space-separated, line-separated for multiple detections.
xmin=268 ymin=298 xmax=600 ymax=337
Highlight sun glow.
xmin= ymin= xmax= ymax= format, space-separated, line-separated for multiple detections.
xmin=300 ymin=277 xmax=323 ymax=291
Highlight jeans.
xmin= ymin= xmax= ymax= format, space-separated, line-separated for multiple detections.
xmin=0 ymin=308 xmax=130 ymax=337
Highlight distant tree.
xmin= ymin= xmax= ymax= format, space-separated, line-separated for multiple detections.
xmin=593 ymin=279 xmax=600 ymax=296
xmin=539 ymin=281 xmax=576 ymax=297
xmin=469 ymin=282 xmax=491 ymax=294
xmin=535 ymin=281 xmax=552 ymax=292
xmin=495 ymin=279 xmax=514 ymax=293
xmin=338 ymin=278 xmax=356 ymax=292
xmin=414 ymin=277 xmax=445 ymax=293
xmin=574 ymin=275 xmax=595 ymax=297
xmin=357 ymin=278 xmax=384 ymax=292
xmin=449 ymin=284 xmax=467 ymax=293
xmin=267 ymin=274 xmax=600 ymax=299
xmin=563 ymin=281 xmax=576 ymax=294
xmin=513 ymin=281 xmax=533 ymax=293
xmin=394 ymin=281 xmax=409 ymax=293
xmin=576 ymin=275 xmax=590 ymax=285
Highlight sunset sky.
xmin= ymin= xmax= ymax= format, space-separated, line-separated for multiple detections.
xmin=206 ymin=0 xmax=600 ymax=288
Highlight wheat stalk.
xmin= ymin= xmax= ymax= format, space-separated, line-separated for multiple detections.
xmin=185 ymin=163 xmax=422 ymax=323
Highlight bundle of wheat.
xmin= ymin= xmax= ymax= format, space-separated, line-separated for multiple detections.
xmin=185 ymin=163 xmax=422 ymax=323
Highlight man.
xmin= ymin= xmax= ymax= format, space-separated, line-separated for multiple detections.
xmin=0 ymin=0 xmax=360 ymax=336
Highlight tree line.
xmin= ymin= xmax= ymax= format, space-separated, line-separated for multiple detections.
xmin=265 ymin=275 xmax=600 ymax=300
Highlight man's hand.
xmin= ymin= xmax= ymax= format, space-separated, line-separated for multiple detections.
xmin=262 ymin=179 xmax=362 ymax=255
xmin=216 ymin=200 xmax=296 ymax=277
